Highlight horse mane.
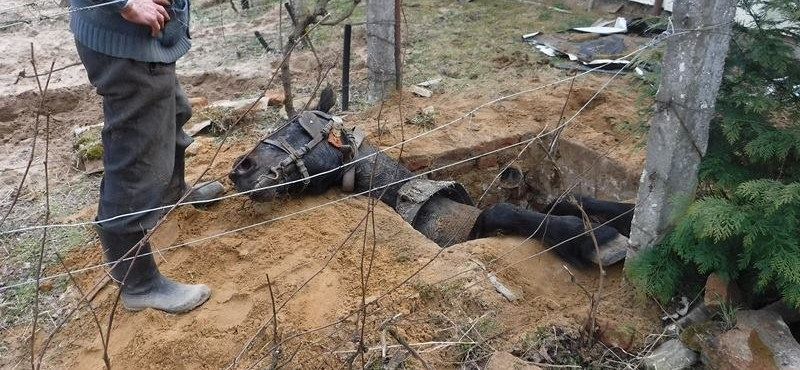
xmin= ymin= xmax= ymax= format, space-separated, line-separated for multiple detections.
xmin=315 ymin=85 xmax=336 ymax=113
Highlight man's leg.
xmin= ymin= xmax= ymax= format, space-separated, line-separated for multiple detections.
xmin=163 ymin=82 xmax=223 ymax=206
xmin=76 ymin=41 xmax=210 ymax=313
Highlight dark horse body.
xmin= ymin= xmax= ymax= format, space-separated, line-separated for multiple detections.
xmin=229 ymin=89 xmax=633 ymax=267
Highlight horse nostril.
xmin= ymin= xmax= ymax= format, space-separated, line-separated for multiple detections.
xmin=233 ymin=157 xmax=256 ymax=177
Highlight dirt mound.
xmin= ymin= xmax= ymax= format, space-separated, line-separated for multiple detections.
xmin=9 ymin=201 xmax=659 ymax=370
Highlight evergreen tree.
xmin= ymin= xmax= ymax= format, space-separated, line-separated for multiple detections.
xmin=628 ymin=0 xmax=800 ymax=307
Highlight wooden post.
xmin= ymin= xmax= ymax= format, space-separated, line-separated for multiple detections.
xmin=627 ymin=0 xmax=737 ymax=258
xmin=366 ymin=0 xmax=396 ymax=103
xmin=652 ymin=0 xmax=664 ymax=15
xmin=394 ymin=0 xmax=402 ymax=90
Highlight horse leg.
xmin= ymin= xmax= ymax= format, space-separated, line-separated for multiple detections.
xmin=543 ymin=195 xmax=634 ymax=237
xmin=468 ymin=203 xmax=629 ymax=267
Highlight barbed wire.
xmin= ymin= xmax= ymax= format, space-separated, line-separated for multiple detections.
xmin=1 ymin=11 xmax=744 ymax=370
xmin=221 ymin=43 xmax=645 ymax=369
xmin=0 ymin=9 xmax=728 ymax=236
xmin=0 ymin=24 xmax=700 ymax=293
xmin=0 ymin=34 xmax=662 ymax=294
xmin=0 ymin=0 xmax=128 ymax=30
xmin=0 ymin=57 xmax=649 ymax=235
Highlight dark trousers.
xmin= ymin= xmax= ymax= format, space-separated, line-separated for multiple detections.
xmin=76 ymin=41 xmax=193 ymax=235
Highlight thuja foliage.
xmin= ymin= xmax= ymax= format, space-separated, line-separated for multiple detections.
xmin=628 ymin=0 xmax=800 ymax=307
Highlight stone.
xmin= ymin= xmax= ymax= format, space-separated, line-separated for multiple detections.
xmin=596 ymin=317 xmax=636 ymax=351
xmin=761 ymin=300 xmax=800 ymax=325
xmin=421 ymin=106 xmax=435 ymax=116
xmin=666 ymin=303 xmax=712 ymax=336
xmin=488 ymin=274 xmax=517 ymax=302
xmin=704 ymin=273 xmax=743 ymax=314
xmin=408 ymin=85 xmax=433 ymax=98
xmin=485 ymin=352 xmax=543 ymax=370
xmin=737 ymin=310 xmax=800 ymax=369
xmin=586 ymin=234 xmax=630 ymax=266
xmin=416 ymin=78 xmax=442 ymax=88
xmin=184 ymin=119 xmax=212 ymax=137
xmin=680 ymin=321 xmax=726 ymax=352
xmin=643 ymin=339 xmax=699 ymax=370
xmin=701 ymin=310 xmax=800 ymax=370
xmin=185 ymin=140 xmax=201 ymax=157
xmin=701 ymin=327 xmax=773 ymax=370
xmin=188 ymin=96 xmax=209 ymax=109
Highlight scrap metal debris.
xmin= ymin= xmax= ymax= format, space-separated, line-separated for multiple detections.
xmin=523 ymin=17 xmax=661 ymax=72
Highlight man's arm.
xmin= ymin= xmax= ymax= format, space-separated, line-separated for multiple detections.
xmin=121 ymin=0 xmax=171 ymax=37
xmin=88 ymin=0 xmax=171 ymax=37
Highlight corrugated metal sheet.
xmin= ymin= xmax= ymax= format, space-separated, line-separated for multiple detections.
xmin=627 ymin=0 xmax=674 ymax=12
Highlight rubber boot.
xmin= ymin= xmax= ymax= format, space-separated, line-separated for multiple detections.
xmin=184 ymin=181 xmax=224 ymax=204
xmin=96 ymin=225 xmax=211 ymax=313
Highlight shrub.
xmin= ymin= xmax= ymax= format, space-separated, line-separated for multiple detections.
xmin=628 ymin=0 xmax=800 ymax=307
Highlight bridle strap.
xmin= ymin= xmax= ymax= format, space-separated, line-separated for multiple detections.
xmin=261 ymin=110 xmax=365 ymax=192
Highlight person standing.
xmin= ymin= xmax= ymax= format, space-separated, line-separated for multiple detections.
xmin=70 ymin=0 xmax=221 ymax=313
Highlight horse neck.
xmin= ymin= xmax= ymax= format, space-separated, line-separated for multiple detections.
xmin=352 ymin=143 xmax=414 ymax=210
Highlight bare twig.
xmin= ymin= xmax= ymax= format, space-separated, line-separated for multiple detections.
xmin=386 ymin=327 xmax=434 ymax=370
xmin=40 ymin=252 xmax=111 ymax=370
xmin=320 ymin=0 xmax=361 ymax=25
xmin=267 ymin=274 xmax=280 ymax=370
xmin=15 ymin=61 xmax=81 ymax=82
xmin=548 ymin=74 xmax=576 ymax=155
xmin=28 ymin=43 xmax=56 ymax=370
xmin=0 ymin=45 xmax=50 ymax=233
xmin=576 ymin=202 xmax=605 ymax=347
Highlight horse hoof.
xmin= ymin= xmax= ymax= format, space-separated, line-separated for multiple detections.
xmin=586 ymin=234 xmax=630 ymax=267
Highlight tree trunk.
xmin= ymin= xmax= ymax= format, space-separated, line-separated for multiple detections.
xmin=366 ymin=0 xmax=396 ymax=103
xmin=627 ymin=0 xmax=737 ymax=258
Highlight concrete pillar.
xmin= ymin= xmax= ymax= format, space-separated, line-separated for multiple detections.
xmin=627 ymin=0 xmax=737 ymax=256
xmin=366 ymin=0 xmax=396 ymax=103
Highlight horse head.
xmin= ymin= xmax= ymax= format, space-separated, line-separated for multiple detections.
xmin=228 ymin=87 xmax=345 ymax=202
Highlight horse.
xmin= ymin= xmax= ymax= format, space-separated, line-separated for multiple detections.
xmin=228 ymin=88 xmax=631 ymax=267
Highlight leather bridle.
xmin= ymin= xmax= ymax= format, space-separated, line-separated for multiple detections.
xmin=257 ymin=110 xmax=365 ymax=192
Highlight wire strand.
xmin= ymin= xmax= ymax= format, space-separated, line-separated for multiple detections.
xmin=1 ymin=43 xmax=659 ymax=235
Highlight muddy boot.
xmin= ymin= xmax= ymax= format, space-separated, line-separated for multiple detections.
xmin=97 ymin=226 xmax=211 ymax=313
xmin=184 ymin=180 xmax=224 ymax=204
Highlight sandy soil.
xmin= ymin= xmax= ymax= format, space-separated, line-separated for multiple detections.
xmin=1 ymin=0 xmax=661 ymax=369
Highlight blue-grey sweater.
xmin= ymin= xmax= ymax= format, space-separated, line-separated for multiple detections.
xmin=70 ymin=0 xmax=191 ymax=63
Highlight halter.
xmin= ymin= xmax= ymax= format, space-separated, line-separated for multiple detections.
xmin=258 ymin=110 xmax=365 ymax=192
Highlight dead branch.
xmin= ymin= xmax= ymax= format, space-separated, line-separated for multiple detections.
xmin=267 ymin=274 xmax=280 ymax=370
xmin=280 ymin=0 xmax=360 ymax=117
xmin=548 ymin=74 xmax=576 ymax=155
xmin=320 ymin=0 xmax=361 ymax=25
xmin=0 ymin=45 xmax=50 ymax=232
xmin=14 ymin=61 xmax=81 ymax=84
xmin=576 ymin=201 xmax=605 ymax=348
xmin=386 ymin=327 xmax=434 ymax=370
xmin=41 ymin=252 xmax=110 ymax=369
xmin=28 ymin=43 xmax=56 ymax=370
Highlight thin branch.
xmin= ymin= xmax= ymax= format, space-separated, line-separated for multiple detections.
xmin=267 ymin=274 xmax=280 ymax=370
xmin=320 ymin=0 xmax=361 ymax=25
xmin=28 ymin=44 xmax=56 ymax=370
xmin=386 ymin=327 xmax=434 ymax=370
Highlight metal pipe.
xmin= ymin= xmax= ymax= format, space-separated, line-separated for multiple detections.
xmin=341 ymin=24 xmax=352 ymax=111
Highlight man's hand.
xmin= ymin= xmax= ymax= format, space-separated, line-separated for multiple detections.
xmin=120 ymin=0 xmax=172 ymax=37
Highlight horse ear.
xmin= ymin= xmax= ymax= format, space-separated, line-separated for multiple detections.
xmin=315 ymin=85 xmax=336 ymax=113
